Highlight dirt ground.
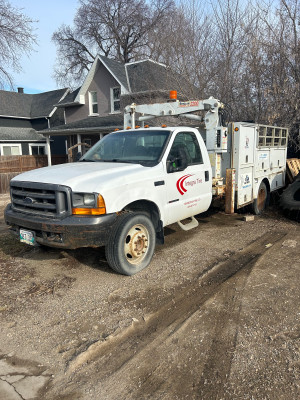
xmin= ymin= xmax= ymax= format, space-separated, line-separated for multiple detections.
xmin=0 ymin=193 xmax=299 ymax=400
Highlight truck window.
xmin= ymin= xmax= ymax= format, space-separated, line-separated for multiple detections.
xmin=81 ymin=129 xmax=171 ymax=166
xmin=168 ymin=132 xmax=203 ymax=167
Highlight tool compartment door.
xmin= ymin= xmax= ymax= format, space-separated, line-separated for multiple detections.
xmin=233 ymin=123 xmax=256 ymax=207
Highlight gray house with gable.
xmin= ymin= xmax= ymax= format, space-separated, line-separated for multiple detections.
xmin=0 ymin=56 xmax=196 ymax=165
xmin=0 ymin=88 xmax=69 ymax=157
xmin=44 ymin=56 xmax=195 ymax=161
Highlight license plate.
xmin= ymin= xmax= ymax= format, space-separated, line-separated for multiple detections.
xmin=20 ymin=229 xmax=35 ymax=245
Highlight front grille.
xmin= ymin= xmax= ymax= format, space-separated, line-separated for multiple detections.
xmin=11 ymin=181 xmax=72 ymax=218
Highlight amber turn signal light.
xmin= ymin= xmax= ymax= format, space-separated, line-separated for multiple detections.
xmin=72 ymin=195 xmax=106 ymax=215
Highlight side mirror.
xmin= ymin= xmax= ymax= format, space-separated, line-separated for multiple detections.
xmin=167 ymin=158 xmax=176 ymax=173
xmin=167 ymin=154 xmax=188 ymax=173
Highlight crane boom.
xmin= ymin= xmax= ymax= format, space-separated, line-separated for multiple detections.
xmin=123 ymin=96 xmax=225 ymax=152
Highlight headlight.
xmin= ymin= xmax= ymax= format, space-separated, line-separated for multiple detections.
xmin=72 ymin=192 xmax=96 ymax=207
xmin=72 ymin=192 xmax=106 ymax=215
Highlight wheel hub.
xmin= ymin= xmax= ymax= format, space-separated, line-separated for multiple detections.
xmin=124 ymin=224 xmax=149 ymax=265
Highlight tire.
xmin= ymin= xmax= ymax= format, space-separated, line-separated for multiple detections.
xmin=105 ymin=212 xmax=156 ymax=275
xmin=280 ymin=174 xmax=300 ymax=212
xmin=251 ymin=181 xmax=269 ymax=215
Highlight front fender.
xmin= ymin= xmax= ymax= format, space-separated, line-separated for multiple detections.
xmin=104 ymin=183 xmax=166 ymax=224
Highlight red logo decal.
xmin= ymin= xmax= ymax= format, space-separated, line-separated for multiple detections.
xmin=176 ymin=174 xmax=192 ymax=195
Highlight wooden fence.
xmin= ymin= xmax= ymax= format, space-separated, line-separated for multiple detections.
xmin=0 ymin=155 xmax=67 ymax=194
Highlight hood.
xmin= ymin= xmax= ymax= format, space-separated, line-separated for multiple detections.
xmin=12 ymin=161 xmax=151 ymax=193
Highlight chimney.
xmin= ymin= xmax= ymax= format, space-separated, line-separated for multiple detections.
xmin=17 ymin=87 xmax=24 ymax=93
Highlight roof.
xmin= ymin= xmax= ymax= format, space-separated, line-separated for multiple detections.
xmin=0 ymin=127 xmax=46 ymax=141
xmin=99 ymin=55 xmax=129 ymax=91
xmin=125 ymin=59 xmax=193 ymax=95
xmin=55 ymin=87 xmax=81 ymax=106
xmin=43 ymin=114 xmax=123 ymax=135
xmin=0 ymin=88 xmax=69 ymax=119
xmin=31 ymin=89 xmax=69 ymax=118
xmin=56 ymin=57 xmax=194 ymax=109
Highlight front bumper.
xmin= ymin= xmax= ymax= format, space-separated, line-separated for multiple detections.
xmin=4 ymin=204 xmax=118 ymax=249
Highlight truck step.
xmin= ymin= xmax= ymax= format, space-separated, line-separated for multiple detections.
xmin=177 ymin=216 xmax=199 ymax=231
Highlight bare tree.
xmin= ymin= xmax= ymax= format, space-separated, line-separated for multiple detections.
xmin=148 ymin=0 xmax=216 ymax=98
xmin=209 ymin=0 xmax=256 ymax=119
xmin=179 ymin=0 xmax=299 ymax=154
xmin=52 ymin=0 xmax=300 ymax=153
xmin=52 ymin=0 xmax=175 ymax=87
xmin=0 ymin=0 xmax=36 ymax=89
xmin=257 ymin=0 xmax=300 ymax=153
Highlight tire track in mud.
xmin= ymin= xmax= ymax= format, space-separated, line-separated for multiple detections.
xmin=197 ymin=255 xmax=254 ymax=399
xmin=58 ymin=231 xmax=287 ymax=399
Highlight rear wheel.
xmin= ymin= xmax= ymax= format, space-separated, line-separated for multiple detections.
xmin=105 ymin=212 xmax=156 ymax=275
xmin=251 ymin=181 xmax=269 ymax=215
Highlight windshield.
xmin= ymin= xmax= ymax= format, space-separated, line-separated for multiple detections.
xmin=81 ymin=129 xmax=171 ymax=166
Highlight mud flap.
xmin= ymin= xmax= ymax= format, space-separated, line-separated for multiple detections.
xmin=156 ymin=220 xmax=165 ymax=245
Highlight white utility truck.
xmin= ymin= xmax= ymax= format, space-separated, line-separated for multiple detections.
xmin=4 ymin=94 xmax=288 ymax=275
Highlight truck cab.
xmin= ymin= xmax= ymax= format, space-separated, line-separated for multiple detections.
xmin=5 ymin=126 xmax=212 ymax=275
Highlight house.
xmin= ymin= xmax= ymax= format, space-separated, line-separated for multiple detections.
xmin=0 ymin=87 xmax=69 ymax=158
xmin=44 ymin=56 xmax=196 ymax=161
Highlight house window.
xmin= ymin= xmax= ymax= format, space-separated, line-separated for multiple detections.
xmin=111 ymin=87 xmax=121 ymax=113
xmin=0 ymin=144 xmax=22 ymax=156
xmin=29 ymin=144 xmax=47 ymax=155
xmin=89 ymin=91 xmax=98 ymax=115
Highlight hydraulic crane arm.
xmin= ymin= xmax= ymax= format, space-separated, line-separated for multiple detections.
xmin=124 ymin=95 xmax=224 ymax=152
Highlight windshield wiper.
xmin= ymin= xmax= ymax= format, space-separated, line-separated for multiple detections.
xmin=101 ymin=159 xmax=137 ymax=163
xmin=80 ymin=158 xmax=120 ymax=162
xmin=81 ymin=158 xmax=144 ymax=165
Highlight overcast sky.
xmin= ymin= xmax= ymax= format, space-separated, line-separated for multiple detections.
xmin=8 ymin=0 xmax=78 ymax=94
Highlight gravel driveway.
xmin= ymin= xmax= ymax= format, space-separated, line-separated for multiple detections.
xmin=0 ymin=194 xmax=299 ymax=399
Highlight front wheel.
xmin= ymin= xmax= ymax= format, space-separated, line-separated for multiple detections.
xmin=105 ymin=212 xmax=156 ymax=275
xmin=251 ymin=181 xmax=269 ymax=215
